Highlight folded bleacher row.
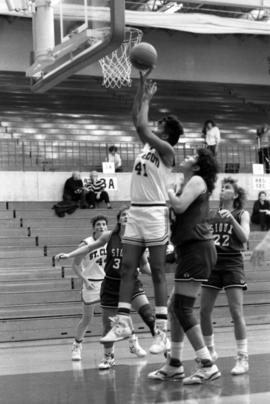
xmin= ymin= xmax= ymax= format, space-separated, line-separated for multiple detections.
xmin=0 ymin=72 xmax=269 ymax=172
xmin=0 ymin=201 xmax=269 ymax=342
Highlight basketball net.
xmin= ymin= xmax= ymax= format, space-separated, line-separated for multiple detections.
xmin=99 ymin=27 xmax=143 ymax=89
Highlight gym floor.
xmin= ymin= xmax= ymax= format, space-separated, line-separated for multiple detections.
xmin=1 ymin=324 xmax=270 ymax=404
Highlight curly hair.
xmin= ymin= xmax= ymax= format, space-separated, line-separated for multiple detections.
xmin=162 ymin=115 xmax=184 ymax=146
xmin=195 ymin=148 xmax=219 ymax=194
xmin=222 ymin=177 xmax=247 ymax=209
xmin=91 ymin=215 xmax=108 ymax=227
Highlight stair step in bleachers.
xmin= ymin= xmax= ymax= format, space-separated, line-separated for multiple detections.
xmin=0 ymin=201 xmax=270 ymax=342
xmin=0 ymin=279 xmax=73 ymax=292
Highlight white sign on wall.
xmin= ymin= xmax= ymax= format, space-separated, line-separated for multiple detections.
xmin=83 ymin=176 xmax=118 ymax=191
xmin=252 ymin=175 xmax=270 ymax=191
xmin=102 ymin=162 xmax=115 ymax=174
xmin=252 ymin=164 xmax=264 ymax=175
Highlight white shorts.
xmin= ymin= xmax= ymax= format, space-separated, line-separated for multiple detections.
xmin=122 ymin=204 xmax=169 ymax=247
xmin=81 ymin=280 xmax=102 ymax=304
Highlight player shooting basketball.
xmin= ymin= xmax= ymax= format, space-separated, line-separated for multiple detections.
xmin=101 ymin=68 xmax=183 ymax=355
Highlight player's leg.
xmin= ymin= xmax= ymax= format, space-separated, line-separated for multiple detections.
xmin=99 ymin=307 xmax=117 ymax=370
xmin=148 ymin=289 xmax=185 ymax=380
xmin=147 ymin=244 xmax=169 ymax=354
xmin=101 ymin=243 xmax=144 ymax=343
xmin=226 ymin=287 xmax=249 ymax=375
xmin=72 ymin=303 xmax=95 ymax=361
xmin=200 ymin=286 xmax=220 ymax=361
xmin=132 ymin=292 xmax=155 ymax=337
xmin=98 ymin=191 xmax=111 ymax=209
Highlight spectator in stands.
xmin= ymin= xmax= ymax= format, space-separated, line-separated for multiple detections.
xmin=257 ymin=124 xmax=270 ymax=173
xmin=108 ymin=145 xmax=123 ymax=172
xmin=85 ymin=171 xmax=112 ymax=209
xmin=202 ymin=120 xmax=221 ymax=156
xmin=251 ymin=191 xmax=270 ymax=231
xmin=63 ymin=171 xmax=87 ymax=208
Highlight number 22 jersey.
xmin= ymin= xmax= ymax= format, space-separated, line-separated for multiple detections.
xmin=208 ymin=209 xmax=245 ymax=269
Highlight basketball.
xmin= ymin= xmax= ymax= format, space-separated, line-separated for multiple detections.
xmin=129 ymin=42 xmax=158 ymax=71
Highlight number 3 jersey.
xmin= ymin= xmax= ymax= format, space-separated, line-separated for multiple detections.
xmin=130 ymin=143 xmax=173 ymax=204
xmin=208 ymin=209 xmax=245 ymax=269
xmin=81 ymin=236 xmax=107 ymax=280
xmin=104 ymin=231 xmax=122 ymax=279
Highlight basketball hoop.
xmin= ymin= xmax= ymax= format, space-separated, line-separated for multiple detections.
xmin=99 ymin=27 xmax=143 ymax=89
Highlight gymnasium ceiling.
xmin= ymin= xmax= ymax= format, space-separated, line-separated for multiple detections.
xmin=0 ymin=0 xmax=270 ymax=35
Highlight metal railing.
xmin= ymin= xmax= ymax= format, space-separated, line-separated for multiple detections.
xmin=0 ymin=138 xmax=262 ymax=173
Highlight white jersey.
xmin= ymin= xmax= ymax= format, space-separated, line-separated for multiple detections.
xmin=130 ymin=144 xmax=173 ymax=204
xmin=81 ymin=236 xmax=106 ymax=280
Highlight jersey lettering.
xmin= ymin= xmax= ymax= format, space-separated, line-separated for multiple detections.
xmin=141 ymin=151 xmax=160 ymax=168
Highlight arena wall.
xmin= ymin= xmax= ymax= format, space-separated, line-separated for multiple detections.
xmin=0 ymin=18 xmax=270 ymax=85
xmin=0 ymin=171 xmax=268 ymax=201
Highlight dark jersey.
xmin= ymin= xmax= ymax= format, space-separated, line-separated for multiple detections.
xmin=171 ymin=190 xmax=212 ymax=246
xmin=208 ymin=209 xmax=245 ymax=269
xmin=104 ymin=231 xmax=123 ymax=280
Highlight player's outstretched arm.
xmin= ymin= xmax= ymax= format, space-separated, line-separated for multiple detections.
xmin=250 ymin=230 xmax=270 ymax=266
xmin=136 ymin=79 xmax=174 ymax=166
xmin=55 ymin=231 xmax=111 ymax=261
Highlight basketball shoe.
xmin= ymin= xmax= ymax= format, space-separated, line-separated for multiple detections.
xmin=129 ymin=335 xmax=147 ymax=357
xmin=71 ymin=341 xmax=82 ymax=361
xmin=149 ymin=329 xmax=169 ymax=354
xmin=183 ymin=361 xmax=221 ymax=385
xmin=148 ymin=356 xmax=185 ymax=381
xmin=100 ymin=315 xmax=133 ymax=343
xmin=98 ymin=353 xmax=116 ymax=370
xmin=231 ymin=354 xmax=249 ymax=375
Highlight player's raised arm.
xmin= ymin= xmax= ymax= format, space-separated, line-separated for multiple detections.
xmin=136 ymin=80 xmax=175 ymax=166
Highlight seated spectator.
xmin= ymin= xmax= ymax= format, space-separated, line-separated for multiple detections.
xmin=108 ymin=145 xmax=123 ymax=172
xmin=85 ymin=171 xmax=112 ymax=209
xmin=63 ymin=171 xmax=87 ymax=208
xmin=251 ymin=191 xmax=270 ymax=230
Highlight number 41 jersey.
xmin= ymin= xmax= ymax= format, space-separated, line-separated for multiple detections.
xmin=208 ymin=209 xmax=245 ymax=268
xmin=130 ymin=143 xmax=173 ymax=204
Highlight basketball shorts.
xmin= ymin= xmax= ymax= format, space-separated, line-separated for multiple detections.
xmin=81 ymin=279 xmax=102 ymax=305
xmin=175 ymin=240 xmax=217 ymax=282
xmin=100 ymin=276 xmax=145 ymax=308
xmin=122 ymin=205 xmax=169 ymax=247
xmin=202 ymin=266 xmax=247 ymax=290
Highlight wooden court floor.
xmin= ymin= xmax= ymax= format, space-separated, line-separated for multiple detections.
xmin=0 ymin=324 xmax=270 ymax=404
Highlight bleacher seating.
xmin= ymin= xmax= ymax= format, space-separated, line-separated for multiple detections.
xmin=0 ymin=71 xmax=269 ymax=172
xmin=0 ymin=201 xmax=270 ymax=342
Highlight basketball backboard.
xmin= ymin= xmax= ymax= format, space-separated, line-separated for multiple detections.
xmin=26 ymin=0 xmax=125 ymax=93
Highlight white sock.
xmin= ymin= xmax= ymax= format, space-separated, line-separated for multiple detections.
xmin=204 ymin=334 xmax=215 ymax=350
xmin=155 ymin=319 xmax=168 ymax=332
xmin=171 ymin=341 xmax=184 ymax=362
xmin=196 ymin=346 xmax=212 ymax=362
xmin=236 ymin=339 xmax=248 ymax=356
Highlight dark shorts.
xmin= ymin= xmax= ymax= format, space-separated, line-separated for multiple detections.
xmin=100 ymin=276 xmax=145 ymax=308
xmin=175 ymin=240 xmax=217 ymax=282
xmin=202 ymin=267 xmax=247 ymax=290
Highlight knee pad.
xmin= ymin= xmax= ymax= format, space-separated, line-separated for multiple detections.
xmin=174 ymin=294 xmax=197 ymax=332
xmin=138 ymin=304 xmax=155 ymax=336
